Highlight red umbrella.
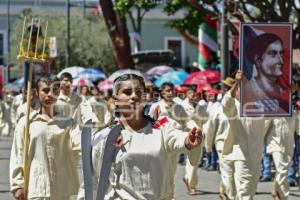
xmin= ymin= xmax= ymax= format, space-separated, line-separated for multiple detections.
xmin=201 ymin=70 xmax=221 ymax=83
xmin=184 ymin=70 xmax=221 ymax=85
xmin=196 ymin=79 xmax=212 ymax=94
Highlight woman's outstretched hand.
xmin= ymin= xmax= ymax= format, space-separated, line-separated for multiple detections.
xmin=185 ymin=127 xmax=203 ymax=150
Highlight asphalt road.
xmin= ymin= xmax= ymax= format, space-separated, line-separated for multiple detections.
xmin=1 ymin=136 xmax=300 ymax=200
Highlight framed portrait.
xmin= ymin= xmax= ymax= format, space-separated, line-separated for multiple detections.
xmin=239 ymin=23 xmax=292 ymax=117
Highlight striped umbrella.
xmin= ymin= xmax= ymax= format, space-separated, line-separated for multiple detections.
xmin=77 ymin=68 xmax=107 ymax=82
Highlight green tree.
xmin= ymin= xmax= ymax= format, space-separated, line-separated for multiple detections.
xmin=164 ymin=0 xmax=300 ymax=49
xmin=115 ymin=0 xmax=160 ymax=50
xmin=10 ymin=9 xmax=117 ymax=74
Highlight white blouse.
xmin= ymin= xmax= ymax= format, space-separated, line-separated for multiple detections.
xmin=78 ymin=118 xmax=191 ymax=200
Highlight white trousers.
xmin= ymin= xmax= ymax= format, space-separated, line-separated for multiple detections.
xmin=248 ymin=157 xmax=262 ymax=197
xmin=184 ymin=147 xmax=202 ymax=188
xmin=220 ymin=158 xmax=253 ymax=200
xmin=272 ymin=151 xmax=292 ymax=200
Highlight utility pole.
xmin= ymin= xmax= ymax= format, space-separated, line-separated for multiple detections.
xmin=6 ymin=0 xmax=10 ymax=82
xmin=221 ymin=0 xmax=229 ymax=81
xmin=66 ymin=0 xmax=70 ymax=68
xmin=83 ymin=0 xmax=86 ymax=17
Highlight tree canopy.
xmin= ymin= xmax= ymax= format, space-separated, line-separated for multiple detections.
xmin=163 ymin=0 xmax=300 ymax=48
xmin=10 ymin=9 xmax=117 ymax=74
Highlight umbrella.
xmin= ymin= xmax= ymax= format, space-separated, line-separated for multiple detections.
xmin=184 ymin=70 xmax=221 ymax=85
xmin=196 ymin=79 xmax=212 ymax=94
xmin=107 ymin=69 xmax=147 ymax=82
xmin=77 ymin=68 xmax=107 ymax=82
xmin=146 ymin=66 xmax=174 ymax=78
xmin=72 ymin=78 xmax=94 ymax=87
xmin=57 ymin=66 xmax=84 ymax=78
xmin=98 ymin=80 xmax=113 ymax=92
xmin=184 ymin=72 xmax=207 ymax=85
xmin=154 ymin=71 xmax=189 ymax=87
xmin=200 ymin=70 xmax=221 ymax=84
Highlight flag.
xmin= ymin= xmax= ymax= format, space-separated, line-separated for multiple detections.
xmin=198 ymin=16 xmax=218 ymax=70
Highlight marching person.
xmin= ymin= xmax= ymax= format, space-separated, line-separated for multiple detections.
xmin=148 ymin=82 xmax=198 ymax=196
xmin=0 ymin=89 xmax=13 ymax=136
xmin=15 ymin=87 xmax=40 ymax=123
xmin=55 ymin=72 xmax=92 ymax=148
xmin=78 ymin=74 xmax=203 ymax=200
xmin=148 ymin=82 xmax=190 ymax=129
xmin=266 ymin=110 xmax=300 ymax=199
xmin=10 ymin=75 xmax=80 ymax=200
xmin=205 ymin=77 xmax=234 ymax=199
xmin=79 ymin=85 xmax=90 ymax=101
xmin=220 ymin=70 xmax=272 ymax=200
xmin=11 ymin=90 xmax=24 ymax=117
xmin=205 ymin=89 xmax=221 ymax=171
xmin=181 ymin=85 xmax=208 ymax=195
xmin=88 ymin=86 xmax=110 ymax=129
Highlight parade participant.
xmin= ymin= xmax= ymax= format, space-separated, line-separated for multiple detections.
xmin=205 ymin=77 xmax=233 ymax=199
xmin=148 ymin=82 xmax=189 ymax=129
xmin=221 ymin=70 xmax=272 ymax=199
xmin=55 ymin=72 xmax=92 ymax=148
xmin=77 ymin=73 xmax=203 ymax=200
xmin=205 ymin=89 xmax=221 ymax=171
xmin=148 ymin=82 xmax=196 ymax=197
xmin=0 ymin=89 xmax=13 ymax=136
xmin=143 ymin=82 xmax=155 ymax=116
xmin=266 ymin=111 xmax=300 ymax=199
xmin=55 ymin=72 xmax=82 ymax=118
xmin=79 ymin=85 xmax=90 ymax=101
xmin=10 ymin=75 xmax=80 ymax=200
xmin=15 ymin=87 xmax=40 ymax=123
xmin=88 ymin=86 xmax=109 ymax=129
xmin=11 ymin=89 xmax=24 ymax=128
xmin=181 ymin=85 xmax=208 ymax=195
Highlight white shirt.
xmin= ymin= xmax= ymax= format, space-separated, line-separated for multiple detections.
xmin=78 ymin=119 xmax=193 ymax=200
xmin=10 ymin=114 xmax=79 ymax=199
xmin=267 ymin=112 xmax=300 ymax=156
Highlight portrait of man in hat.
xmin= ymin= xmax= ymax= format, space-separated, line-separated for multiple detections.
xmin=240 ymin=23 xmax=292 ymax=117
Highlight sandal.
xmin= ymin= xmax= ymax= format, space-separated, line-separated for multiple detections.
xmin=188 ymin=187 xmax=197 ymax=196
xmin=219 ymin=193 xmax=229 ymax=200
xmin=182 ymin=177 xmax=191 ymax=193
xmin=272 ymin=191 xmax=280 ymax=200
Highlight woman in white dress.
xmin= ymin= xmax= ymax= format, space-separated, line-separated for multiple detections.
xmin=78 ymin=73 xmax=203 ymax=200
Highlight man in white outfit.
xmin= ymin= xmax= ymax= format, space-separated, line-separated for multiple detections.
xmin=266 ymin=112 xmax=300 ymax=199
xmin=205 ymin=77 xmax=234 ymax=199
xmin=55 ymin=72 xmax=92 ymax=148
xmin=148 ymin=82 xmax=198 ymax=197
xmin=221 ymin=71 xmax=272 ymax=199
xmin=181 ymin=85 xmax=208 ymax=195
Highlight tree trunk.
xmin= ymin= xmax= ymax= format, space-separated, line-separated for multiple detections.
xmin=99 ymin=0 xmax=134 ymax=69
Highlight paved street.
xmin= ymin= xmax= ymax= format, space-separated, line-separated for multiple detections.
xmin=1 ymin=135 xmax=300 ymax=200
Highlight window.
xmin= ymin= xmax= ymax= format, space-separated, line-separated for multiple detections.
xmin=0 ymin=31 xmax=7 ymax=66
xmin=165 ymin=37 xmax=185 ymax=67
xmin=0 ymin=33 xmax=3 ymax=65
